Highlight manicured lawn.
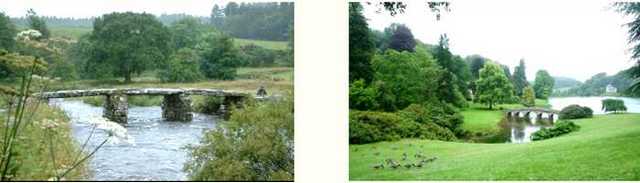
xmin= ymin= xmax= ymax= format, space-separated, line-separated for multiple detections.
xmin=350 ymin=114 xmax=640 ymax=180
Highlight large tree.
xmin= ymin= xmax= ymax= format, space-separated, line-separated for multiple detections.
xmin=0 ymin=13 xmax=16 ymax=51
xmin=210 ymin=4 xmax=224 ymax=27
xmin=89 ymin=12 xmax=171 ymax=83
xmin=512 ymin=59 xmax=528 ymax=96
xmin=476 ymin=63 xmax=515 ymax=109
xmin=614 ymin=2 xmax=640 ymax=92
xmin=26 ymin=9 xmax=50 ymax=40
xmin=388 ymin=24 xmax=416 ymax=52
xmin=533 ymin=70 xmax=554 ymax=99
xmin=433 ymin=34 xmax=470 ymax=106
xmin=349 ymin=2 xmax=376 ymax=83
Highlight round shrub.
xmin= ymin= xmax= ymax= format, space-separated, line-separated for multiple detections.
xmin=531 ymin=120 xmax=580 ymax=141
xmin=349 ymin=110 xmax=409 ymax=144
xmin=559 ymin=104 xmax=593 ymax=119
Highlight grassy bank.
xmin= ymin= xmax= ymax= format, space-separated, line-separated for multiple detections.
xmin=0 ymin=103 xmax=89 ymax=180
xmin=349 ymin=113 xmax=640 ymax=180
xmin=461 ymin=99 xmax=550 ymax=133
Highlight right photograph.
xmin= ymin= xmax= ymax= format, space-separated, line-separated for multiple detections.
xmin=349 ymin=1 xmax=640 ymax=180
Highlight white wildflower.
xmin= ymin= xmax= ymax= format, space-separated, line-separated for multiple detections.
xmin=15 ymin=29 xmax=42 ymax=41
xmin=87 ymin=116 xmax=134 ymax=145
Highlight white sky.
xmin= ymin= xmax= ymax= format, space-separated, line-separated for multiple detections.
xmin=0 ymin=0 xmax=284 ymax=18
xmin=363 ymin=0 xmax=636 ymax=82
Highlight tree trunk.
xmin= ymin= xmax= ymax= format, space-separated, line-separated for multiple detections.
xmin=124 ymin=72 xmax=131 ymax=83
xmin=489 ymin=101 xmax=493 ymax=110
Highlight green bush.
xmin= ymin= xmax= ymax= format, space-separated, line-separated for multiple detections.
xmin=399 ymin=103 xmax=463 ymax=137
xmin=559 ymin=104 xmax=593 ymax=119
xmin=349 ymin=105 xmax=460 ymax=144
xmin=193 ymin=96 xmax=223 ymax=114
xmin=238 ymin=44 xmax=277 ymax=67
xmin=602 ymin=99 xmax=627 ymax=113
xmin=531 ymin=121 xmax=580 ymax=141
xmin=349 ymin=79 xmax=378 ymax=110
xmin=184 ymin=96 xmax=293 ymax=181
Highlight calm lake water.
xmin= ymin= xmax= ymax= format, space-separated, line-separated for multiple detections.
xmin=50 ymin=99 xmax=217 ymax=181
xmin=502 ymin=96 xmax=640 ymax=143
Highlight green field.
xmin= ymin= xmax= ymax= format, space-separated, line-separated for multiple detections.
xmin=350 ymin=113 xmax=640 ymax=180
xmin=234 ymin=38 xmax=288 ymax=50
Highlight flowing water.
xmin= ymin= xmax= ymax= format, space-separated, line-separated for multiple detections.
xmin=500 ymin=96 xmax=640 ymax=143
xmin=49 ymin=99 xmax=217 ymax=181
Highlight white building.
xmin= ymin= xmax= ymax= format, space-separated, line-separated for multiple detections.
xmin=606 ymin=84 xmax=617 ymax=94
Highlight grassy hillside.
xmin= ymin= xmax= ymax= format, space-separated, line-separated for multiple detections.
xmin=350 ymin=113 xmax=640 ymax=180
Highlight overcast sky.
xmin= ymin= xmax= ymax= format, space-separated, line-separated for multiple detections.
xmin=363 ymin=0 xmax=636 ymax=82
xmin=0 ymin=0 xmax=275 ymax=18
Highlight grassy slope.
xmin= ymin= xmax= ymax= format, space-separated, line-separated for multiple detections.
xmin=350 ymin=114 xmax=640 ymax=180
xmin=0 ymin=104 xmax=88 ymax=180
xmin=461 ymin=99 xmax=550 ymax=133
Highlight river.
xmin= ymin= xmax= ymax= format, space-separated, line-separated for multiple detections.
xmin=49 ymin=99 xmax=217 ymax=181
xmin=503 ymin=96 xmax=640 ymax=143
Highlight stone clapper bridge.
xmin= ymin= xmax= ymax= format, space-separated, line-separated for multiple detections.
xmin=39 ymin=88 xmax=262 ymax=123
xmin=505 ymin=108 xmax=560 ymax=122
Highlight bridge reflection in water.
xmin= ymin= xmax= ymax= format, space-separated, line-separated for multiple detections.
xmin=503 ymin=108 xmax=559 ymax=143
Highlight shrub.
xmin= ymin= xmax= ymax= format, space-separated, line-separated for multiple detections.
xmin=602 ymin=99 xmax=627 ymax=113
xmin=193 ymin=96 xmax=223 ymax=114
xmin=159 ymin=48 xmax=204 ymax=83
xmin=349 ymin=110 xmax=409 ymax=144
xmin=399 ymin=103 xmax=464 ymax=137
xmin=531 ymin=120 xmax=580 ymax=141
xmin=238 ymin=44 xmax=277 ymax=67
xmin=349 ymin=79 xmax=378 ymax=110
xmin=184 ymin=96 xmax=293 ymax=181
xmin=559 ymin=104 xmax=593 ymax=119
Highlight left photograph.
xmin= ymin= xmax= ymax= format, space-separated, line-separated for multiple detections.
xmin=0 ymin=1 xmax=293 ymax=181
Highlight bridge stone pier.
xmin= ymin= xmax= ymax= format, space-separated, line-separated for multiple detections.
xmin=161 ymin=94 xmax=193 ymax=121
xmin=39 ymin=88 xmax=251 ymax=123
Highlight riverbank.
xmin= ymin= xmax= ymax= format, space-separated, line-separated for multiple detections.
xmin=0 ymin=103 xmax=89 ymax=180
xmin=349 ymin=113 xmax=640 ymax=180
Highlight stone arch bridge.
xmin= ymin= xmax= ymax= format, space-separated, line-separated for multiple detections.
xmin=39 ymin=88 xmax=258 ymax=123
xmin=505 ymin=108 xmax=560 ymax=121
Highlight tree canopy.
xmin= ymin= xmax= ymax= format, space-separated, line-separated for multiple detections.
xmin=89 ymin=12 xmax=171 ymax=83
xmin=349 ymin=2 xmax=376 ymax=83
xmin=475 ymin=63 xmax=515 ymax=109
xmin=0 ymin=13 xmax=16 ymax=51
xmin=26 ymin=9 xmax=50 ymax=40
xmin=512 ymin=59 xmax=528 ymax=96
xmin=533 ymin=70 xmax=554 ymax=99
xmin=388 ymin=24 xmax=416 ymax=52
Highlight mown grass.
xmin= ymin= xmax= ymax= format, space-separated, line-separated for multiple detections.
xmin=350 ymin=113 xmax=640 ymax=180
xmin=234 ymin=38 xmax=288 ymax=50
xmin=0 ymin=103 xmax=89 ymax=180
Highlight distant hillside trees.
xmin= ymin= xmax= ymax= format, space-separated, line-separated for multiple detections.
xmin=211 ymin=2 xmax=293 ymax=41
xmin=554 ymin=70 xmax=635 ymax=97
xmin=554 ymin=76 xmax=582 ymax=89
